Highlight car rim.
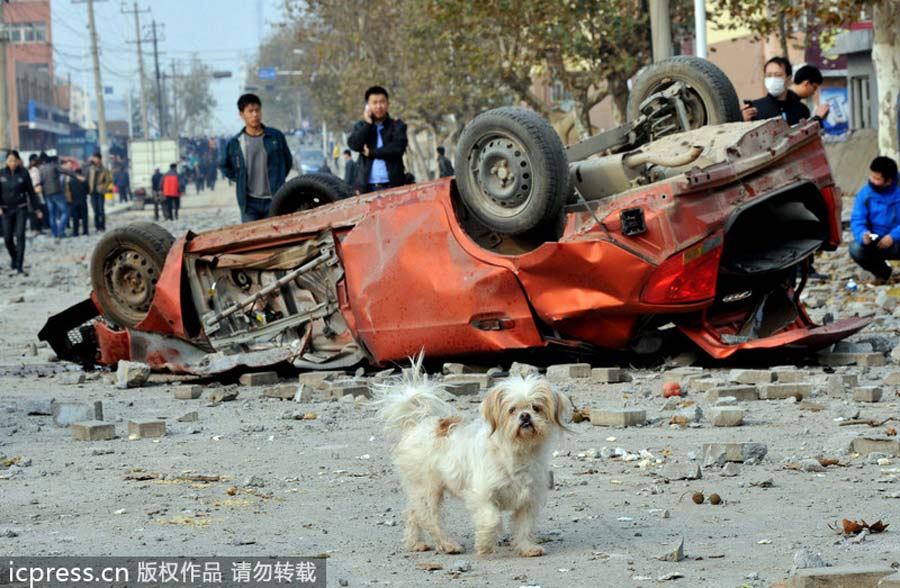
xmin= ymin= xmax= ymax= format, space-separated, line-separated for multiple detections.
xmin=104 ymin=246 xmax=159 ymax=320
xmin=650 ymin=79 xmax=708 ymax=129
xmin=468 ymin=131 xmax=534 ymax=218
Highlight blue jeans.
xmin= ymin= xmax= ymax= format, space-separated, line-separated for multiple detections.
xmin=90 ymin=192 xmax=106 ymax=231
xmin=45 ymin=193 xmax=69 ymax=238
xmin=849 ymin=239 xmax=900 ymax=279
xmin=241 ymin=196 xmax=271 ymax=223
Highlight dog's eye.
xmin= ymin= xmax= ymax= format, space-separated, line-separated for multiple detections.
xmin=532 ymin=404 xmax=542 ymax=413
xmin=508 ymin=407 xmax=516 ymax=415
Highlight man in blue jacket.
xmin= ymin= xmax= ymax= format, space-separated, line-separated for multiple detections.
xmin=850 ymin=156 xmax=900 ymax=282
xmin=219 ymin=94 xmax=293 ymax=222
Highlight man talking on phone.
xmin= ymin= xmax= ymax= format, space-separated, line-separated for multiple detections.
xmin=347 ymin=86 xmax=408 ymax=193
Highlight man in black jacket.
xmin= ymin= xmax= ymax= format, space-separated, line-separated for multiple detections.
xmin=740 ymin=57 xmax=811 ymax=126
xmin=62 ymin=159 xmax=90 ymax=237
xmin=347 ymin=86 xmax=408 ymax=193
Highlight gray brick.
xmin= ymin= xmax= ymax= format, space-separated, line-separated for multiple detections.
xmin=71 ymin=421 xmax=115 ymax=441
xmin=728 ymin=369 xmax=772 ymax=385
xmin=850 ymin=437 xmax=900 ymax=457
xmin=173 ymin=385 xmax=203 ymax=400
xmin=324 ymin=384 xmax=370 ymax=401
xmin=858 ymin=353 xmax=887 ymax=367
xmin=659 ymin=463 xmax=701 ymax=481
xmin=128 ymin=420 xmax=166 ymax=439
xmin=589 ymin=408 xmax=646 ymax=427
xmin=885 ymin=372 xmax=900 ymax=386
xmin=444 ymin=374 xmax=493 ymax=389
xmin=177 ymin=411 xmax=198 ymax=423
xmin=263 ymin=385 xmax=298 ymax=400
xmin=445 ymin=382 xmax=480 ymax=396
xmin=689 ymin=378 xmax=723 ymax=392
xmin=442 ymin=363 xmax=480 ymax=375
xmin=297 ymin=371 xmax=346 ymax=388
xmin=238 ymin=371 xmax=280 ymax=386
xmin=702 ymin=442 xmax=767 ymax=466
xmin=709 ymin=408 xmax=744 ymax=427
xmin=707 ymin=386 xmax=758 ymax=402
xmin=52 ymin=401 xmax=103 ymax=427
xmin=853 ymin=386 xmax=882 ymax=403
xmin=116 ymin=360 xmax=151 ymax=389
xmin=546 ymin=363 xmax=591 ymax=380
xmin=787 ymin=565 xmax=894 ymax=588
xmin=591 ymin=367 xmax=624 ymax=383
xmin=760 ymin=383 xmax=812 ymax=400
xmin=773 ymin=368 xmax=807 ymax=383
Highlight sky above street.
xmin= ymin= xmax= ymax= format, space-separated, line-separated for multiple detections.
xmin=50 ymin=0 xmax=286 ymax=135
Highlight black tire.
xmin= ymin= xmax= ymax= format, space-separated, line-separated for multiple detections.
xmin=626 ymin=56 xmax=742 ymax=128
xmin=90 ymin=222 xmax=175 ymax=328
xmin=268 ymin=173 xmax=354 ymax=217
xmin=454 ymin=107 xmax=569 ymax=235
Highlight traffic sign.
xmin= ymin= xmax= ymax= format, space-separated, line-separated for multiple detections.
xmin=257 ymin=67 xmax=276 ymax=81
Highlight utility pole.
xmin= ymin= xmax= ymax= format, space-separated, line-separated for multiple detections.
xmin=649 ymin=0 xmax=673 ymax=63
xmin=694 ymin=0 xmax=708 ymax=59
xmin=148 ymin=20 xmax=165 ymax=137
xmin=0 ymin=1 xmax=9 ymax=150
xmin=123 ymin=2 xmax=150 ymax=139
xmin=170 ymin=60 xmax=178 ymax=140
xmin=75 ymin=0 xmax=109 ymax=158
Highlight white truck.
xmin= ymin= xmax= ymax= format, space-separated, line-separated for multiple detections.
xmin=128 ymin=139 xmax=179 ymax=208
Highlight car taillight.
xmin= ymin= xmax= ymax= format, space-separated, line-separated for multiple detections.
xmin=642 ymin=234 xmax=723 ymax=304
xmin=820 ymin=186 xmax=842 ymax=247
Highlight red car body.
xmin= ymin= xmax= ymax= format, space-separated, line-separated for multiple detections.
xmin=41 ymin=118 xmax=868 ymax=374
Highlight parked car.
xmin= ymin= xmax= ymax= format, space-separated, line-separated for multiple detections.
xmin=40 ymin=57 xmax=868 ymax=375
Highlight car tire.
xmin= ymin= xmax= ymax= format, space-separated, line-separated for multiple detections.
xmin=90 ymin=222 xmax=176 ymax=328
xmin=268 ymin=174 xmax=355 ymax=217
xmin=455 ymin=107 xmax=569 ymax=235
xmin=626 ymin=56 xmax=742 ymax=127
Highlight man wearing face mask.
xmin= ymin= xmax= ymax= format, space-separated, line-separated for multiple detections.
xmin=741 ymin=57 xmax=811 ymax=125
xmin=849 ymin=156 xmax=900 ymax=282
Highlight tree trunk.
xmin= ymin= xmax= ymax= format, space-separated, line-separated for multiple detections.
xmin=873 ymin=0 xmax=900 ymax=161
xmin=406 ymin=126 xmax=431 ymax=182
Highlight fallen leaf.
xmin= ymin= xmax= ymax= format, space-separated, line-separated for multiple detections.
xmin=843 ymin=519 xmax=865 ymax=535
xmin=887 ymin=427 xmax=897 ymax=437
xmin=670 ymin=415 xmax=690 ymax=425
xmin=817 ymin=457 xmax=840 ymax=467
xmin=415 ymin=563 xmax=443 ymax=571
xmin=867 ymin=520 xmax=889 ymax=533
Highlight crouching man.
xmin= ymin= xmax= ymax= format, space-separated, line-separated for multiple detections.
xmin=850 ymin=156 xmax=900 ymax=282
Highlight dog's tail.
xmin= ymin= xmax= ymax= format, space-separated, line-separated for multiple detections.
xmin=373 ymin=352 xmax=454 ymax=435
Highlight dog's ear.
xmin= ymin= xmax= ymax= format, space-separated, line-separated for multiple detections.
xmin=547 ymin=386 xmax=573 ymax=432
xmin=481 ymin=385 xmax=506 ymax=435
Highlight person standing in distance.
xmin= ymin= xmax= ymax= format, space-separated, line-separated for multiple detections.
xmin=220 ymin=94 xmax=293 ymax=222
xmin=436 ymin=146 xmax=454 ymax=178
xmin=347 ymin=86 xmax=408 ymax=193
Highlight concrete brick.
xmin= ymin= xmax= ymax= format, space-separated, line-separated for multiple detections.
xmin=52 ymin=401 xmax=103 ymax=427
xmin=728 ymin=369 xmax=773 ymax=385
xmin=589 ymin=408 xmax=646 ymax=427
xmin=444 ymin=382 xmax=480 ymax=396
xmin=710 ymin=408 xmax=744 ymax=427
xmin=591 ymin=367 xmax=624 ymax=383
xmin=760 ymin=383 xmax=812 ymax=400
xmin=853 ymin=386 xmax=882 ymax=403
xmin=209 ymin=388 xmax=239 ymax=402
xmin=546 ymin=363 xmax=591 ymax=380
xmin=116 ymin=360 xmax=151 ymax=389
xmin=71 ymin=421 xmax=115 ymax=441
xmin=702 ymin=442 xmax=767 ymax=466
xmin=689 ymin=378 xmax=722 ymax=392
xmin=787 ymin=565 xmax=894 ymax=588
xmin=444 ymin=374 xmax=493 ymax=389
xmin=297 ymin=371 xmax=346 ymax=388
xmin=707 ymin=386 xmax=758 ymax=402
xmin=442 ymin=363 xmax=480 ymax=375
xmin=659 ymin=463 xmax=701 ymax=481
xmin=173 ymin=385 xmax=203 ymax=400
xmin=323 ymin=383 xmax=371 ymax=401
xmin=128 ymin=420 xmax=166 ymax=439
xmin=850 ymin=437 xmax=900 ymax=457
xmin=263 ymin=385 xmax=298 ymax=400
xmin=238 ymin=371 xmax=280 ymax=386
xmin=177 ymin=411 xmax=198 ymax=423
xmin=885 ymin=372 xmax=900 ymax=387
xmin=858 ymin=353 xmax=887 ymax=367
xmin=879 ymin=572 xmax=900 ymax=587
xmin=773 ymin=368 xmax=807 ymax=383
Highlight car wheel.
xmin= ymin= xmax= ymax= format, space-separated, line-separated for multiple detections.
xmin=455 ymin=107 xmax=569 ymax=235
xmin=626 ymin=56 xmax=742 ymax=129
xmin=268 ymin=174 xmax=355 ymax=217
xmin=90 ymin=222 xmax=175 ymax=328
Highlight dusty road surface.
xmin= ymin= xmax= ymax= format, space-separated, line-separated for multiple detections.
xmin=1 ymin=185 xmax=900 ymax=588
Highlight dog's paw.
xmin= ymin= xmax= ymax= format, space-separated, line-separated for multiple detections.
xmin=438 ymin=540 xmax=465 ymax=554
xmin=475 ymin=544 xmax=495 ymax=557
xmin=408 ymin=542 xmax=433 ymax=552
xmin=518 ymin=545 xmax=545 ymax=557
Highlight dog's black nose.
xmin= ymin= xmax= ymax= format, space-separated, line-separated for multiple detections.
xmin=519 ymin=412 xmax=531 ymax=424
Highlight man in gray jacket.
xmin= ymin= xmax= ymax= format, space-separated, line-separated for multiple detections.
xmin=39 ymin=153 xmax=68 ymax=239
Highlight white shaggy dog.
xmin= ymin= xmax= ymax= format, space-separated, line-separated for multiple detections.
xmin=375 ymin=364 xmax=570 ymax=557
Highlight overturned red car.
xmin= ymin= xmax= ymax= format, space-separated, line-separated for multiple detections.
xmin=40 ymin=58 xmax=868 ymax=374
